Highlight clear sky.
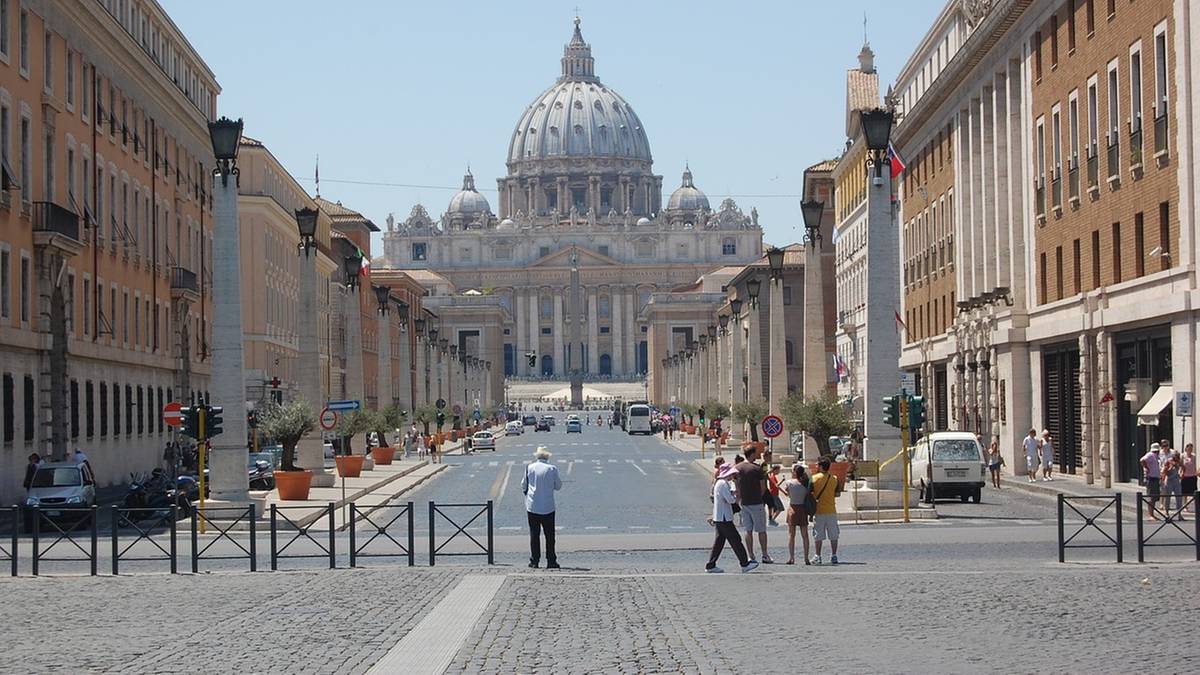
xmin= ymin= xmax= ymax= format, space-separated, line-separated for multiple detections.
xmin=161 ymin=0 xmax=943 ymax=254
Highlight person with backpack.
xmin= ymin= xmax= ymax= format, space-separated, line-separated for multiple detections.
xmin=809 ymin=456 xmax=841 ymax=565
xmin=781 ymin=463 xmax=813 ymax=565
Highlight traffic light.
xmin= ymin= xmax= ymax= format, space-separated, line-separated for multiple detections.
xmin=207 ymin=405 xmax=225 ymax=438
xmin=179 ymin=406 xmax=198 ymax=440
xmin=526 ymin=352 xmax=537 ymax=368
xmin=882 ymin=395 xmax=901 ymax=428
xmin=247 ymin=410 xmax=259 ymax=429
xmin=436 ymin=411 xmax=446 ymax=429
xmin=907 ymin=395 xmax=926 ymax=432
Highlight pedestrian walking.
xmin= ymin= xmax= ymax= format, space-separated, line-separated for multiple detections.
xmin=1040 ymin=430 xmax=1055 ymax=481
xmin=810 ymin=456 xmax=841 ymax=565
xmin=1162 ymin=449 xmax=1184 ymax=520
xmin=521 ymin=446 xmax=562 ymax=569
xmin=403 ymin=431 xmax=414 ymax=460
xmin=72 ymin=447 xmax=91 ymax=471
xmin=1182 ymin=443 xmax=1197 ymax=515
xmin=987 ymin=438 xmax=1005 ymax=489
xmin=735 ymin=446 xmax=773 ymax=564
xmin=22 ymin=453 xmax=41 ymax=491
xmin=1023 ymin=428 xmax=1040 ymax=483
xmin=1141 ymin=443 xmax=1162 ymax=520
xmin=766 ymin=464 xmax=784 ymax=527
xmin=781 ymin=463 xmax=812 ymax=565
xmin=705 ymin=463 xmax=757 ymax=573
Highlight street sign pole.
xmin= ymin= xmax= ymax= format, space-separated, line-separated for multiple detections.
xmin=900 ymin=395 xmax=910 ymax=524
xmin=198 ymin=407 xmax=207 ymax=535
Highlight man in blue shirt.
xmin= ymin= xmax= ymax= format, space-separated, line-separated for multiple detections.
xmin=522 ymin=446 xmax=563 ymax=568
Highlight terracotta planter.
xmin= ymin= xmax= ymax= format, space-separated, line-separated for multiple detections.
xmin=371 ymin=446 xmax=396 ymax=465
xmin=741 ymin=440 xmax=767 ymax=453
xmin=274 ymin=470 xmax=313 ymax=501
xmin=335 ymin=455 xmax=365 ymax=478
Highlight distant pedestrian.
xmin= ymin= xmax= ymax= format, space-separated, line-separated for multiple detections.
xmin=987 ymin=438 xmax=1005 ymax=489
xmin=705 ymin=463 xmax=757 ymax=573
xmin=464 ymin=434 xmax=473 ymax=454
xmin=403 ymin=432 xmax=415 ymax=459
xmin=1141 ymin=443 xmax=1162 ymax=520
xmin=430 ymin=436 xmax=441 ymax=464
xmin=735 ymin=446 xmax=773 ymax=564
xmin=781 ymin=463 xmax=812 ymax=565
xmin=810 ymin=456 xmax=840 ymax=565
xmin=72 ymin=447 xmax=91 ymax=471
xmin=1023 ymin=429 xmax=1040 ymax=483
xmin=522 ymin=446 xmax=562 ymax=569
xmin=1162 ymin=449 xmax=1184 ymax=520
xmin=712 ymin=456 xmax=726 ymax=483
xmin=766 ymin=464 xmax=784 ymax=527
xmin=23 ymin=453 xmax=41 ymax=491
xmin=1040 ymin=430 xmax=1055 ymax=481
xmin=1182 ymin=444 xmax=1196 ymax=515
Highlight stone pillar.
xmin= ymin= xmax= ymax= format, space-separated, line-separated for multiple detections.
xmin=296 ymin=245 xmax=334 ymax=486
xmin=1078 ymin=333 xmax=1093 ymax=484
xmin=397 ymin=319 xmax=412 ymax=414
xmin=768 ymin=276 xmax=787 ymax=438
xmin=611 ymin=287 xmax=624 ymax=375
xmin=803 ymin=216 xmax=832 ymax=418
xmin=716 ymin=327 xmax=726 ymax=413
xmin=747 ymin=301 xmax=763 ymax=403
xmin=208 ymin=174 xmax=249 ymax=505
xmin=862 ymin=161 xmax=902 ymax=482
xmin=553 ymin=294 xmax=564 ymax=376
xmin=344 ymin=288 xmax=365 ymax=406
xmin=731 ymin=313 xmax=745 ymax=414
xmin=587 ymin=288 xmax=599 ymax=374
xmin=529 ymin=289 xmax=541 ymax=373
xmin=515 ymin=291 xmax=526 ymax=375
xmin=376 ymin=311 xmax=392 ymax=409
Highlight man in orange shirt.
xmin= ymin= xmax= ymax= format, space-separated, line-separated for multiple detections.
xmin=809 ymin=456 xmax=840 ymax=565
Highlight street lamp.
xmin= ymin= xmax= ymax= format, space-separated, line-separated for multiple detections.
xmin=801 ymin=200 xmax=824 ymax=248
xmin=730 ymin=297 xmax=743 ymax=317
xmin=428 ymin=328 xmax=438 ymax=343
xmin=438 ymin=338 xmax=448 ymax=352
xmin=207 ymin=116 xmax=243 ymax=186
xmin=295 ymin=206 xmax=318 ymax=256
xmin=746 ymin=277 xmax=761 ymax=307
xmin=707 ymin=324 xmax=717 ymax=340
xmin=414 ymin=317 xmax=426 ymax=336
xmin=343 ymin=254 xmax=362 ymax=290
xmin=373 ymin=285 xmax=391 ymax=314
xmin=860 ymin=107 xmax=896 ymax=177
xmin=719 ymin=314 xmax=729 ymax=332
xmin=766 ymin=247 xmax=785 ymax=280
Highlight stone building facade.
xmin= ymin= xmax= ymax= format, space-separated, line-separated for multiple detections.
xmin=380 ymin=19 xmax=763 ymax=379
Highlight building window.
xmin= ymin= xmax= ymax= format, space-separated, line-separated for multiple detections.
xmin=1158 ymin=202 xmax=1170 ymax=270
xmin=85 ymin=380 xmax=94 ymax=437
xmin=598 ymin=294 xmax=610 ymax=317
xmin=0 ymin=1 xmax=8 ymax=58
xmin=1039 ymin=253 xmax=1047 ymax=304
xmin=1050 ymin=16 xmax=1058 ymax=67
xmin=1072 ymin=239 xmax=1081 ymax=295
xmin=783 ymin=286 xmax=793 ymax=305
xmin=539 ymin=246 xmax=550 ymax=259
xmin=598 ymin=245 xmax=609 ymax=258
xmin=0 ymin=249 xmax=8 ymax=319
xmin=19 ymin=254 xmax=29 ymax=323
xmin=1091 ymin=231 xmax=1101 ymax=289
xmin=540 ymin=327 xmax=551 ymax=336
xmin=113 ymin=383 xmax=121 ymax=436
xmin=1067 ymin=0 xmax=1076 ymax=51
xmin=1111 ymin=222 xmax=1122 ymax=283
xmin=124 ymin=384 xmax=132 ymax=435
xmin=494 ymin=245 xmax=512 ymax=261
xmin=635 ymin=241 xmax=654 ymax=258
xmin=1129 ymin=45 xmax=1143 ymax=136
xmin=43 ymin=30 xmax=52 ymax=91
xmin=722 ymin=238 xmax=736 ymax=255
xmin=411 ymin=242 xmax=427 ymax=261
xmin=2 ymin=374 xmax=12 ymax=444
xmin=1106 ymin=60 xmax=1120 ymax=176
xmin=23 ymin=375 xmax=34 ymax=442
xmin=66 ymin=50 xmax=74 ymax=107
xmin=18 ymin=9 xmax=28 ymax=73
xmin=785 ymin=340 xmax=794 ymax=366
xmin=19 ymin=116 xmax=30 ymax=202
xmin=1085 ymin=0 xmax=1094 ymax=35
xmin=1134 ymin=212 xmax=1145 ymax=277
xmin=600 ymin=326 xmax=610 ymax=334
xmin=1033 ymin=31 xmax=1042 ymax=81
xmin=70 ymin=380 xmax=79 ymax=439
xmin=136 ymin=386 xmax=144 ymax=435
xmin=99 ymin=382 xmax=107 ymax=437
xmin=157 ymin=387 xmax=164 ymax=433
xmin=1054 ymin=246 xmax=1063 ymax=300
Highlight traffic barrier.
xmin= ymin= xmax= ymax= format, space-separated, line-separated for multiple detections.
xmin=191 ymin=505 xmax=257 ymax=573
xmin=1 ymin=505 xmax=17 ymax=576
xmin=31 ymin=506 xmax=99 ymax=576
xmin=428 ymin=501 xmax=494 ymax=566
xmin=349 ymin=501 xmax=415 ymax=567
xmin=1135 ymin=492 xmax=1199 ymax=563
xmin=1056 ymin=494 xmax=1123 ymax=563
xmin=111 ymin=505 xmax=178 ymax=575
xmin=270 ymin=503 xmax=336 ymax=570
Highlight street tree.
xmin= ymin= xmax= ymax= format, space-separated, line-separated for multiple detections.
xmin=341 ymin=410 xmax=376 ymax=455
xmin=780 ymin=389 xmax=853 ymax=457
xmin=259 ymin=399 xmax=316 ymax=472
xmin=414 ymin=404 xmax=438 ymax=435
xmin=701 ymin=400 xmax=731 ymax=423
xmin=733 ymin=399 xmax=769 ymax=442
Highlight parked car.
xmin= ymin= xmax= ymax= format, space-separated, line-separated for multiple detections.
xmin=909 ymin=432 xmax=986 ymax=504
xmin=505 ymin=420 xmax=525 ymax=436
xmin=23 ymin=462 xmax=97 ymax=532
xmin=566 ymin=418 xmax=582 ymax=433
xmin=472 ymin=431 xmax=496 ymax=451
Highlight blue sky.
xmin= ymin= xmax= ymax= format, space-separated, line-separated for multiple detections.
xmin=162 ymin=0 xmax=943 ymax=253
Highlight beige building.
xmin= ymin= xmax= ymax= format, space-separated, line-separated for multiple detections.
xmin=0 ymin=0 xmax=218 ymax=503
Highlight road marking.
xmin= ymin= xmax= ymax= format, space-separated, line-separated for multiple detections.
xmin=608 ymin=459 xmax=617 ymax=463
xmin=499 ymin=526 xmax=521 ymax=531
xmin=628 ymin=525 xmax=650 ymax=530
xmin=584 ymin=526 xmax=609 ymax=530
xmin=670 ymin=525 xmax=694 ymax=530
xmin=488 ymin=461 xmax=498 ymax=467
xmin=567 ymin=461 xmax=575 ymax=475
xmin=627 ymin=459 xmax=647 ymax=476
xmin=489 ymin=461 xmax=515 ymax=502
xmin=367 ymin=574 xmax=505 ymax=675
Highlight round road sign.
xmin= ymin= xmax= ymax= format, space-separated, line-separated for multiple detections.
xmin=163 ymin=401 xmax=184 ymax=427
xmin=761 ymin=415 xmax=784 ymax=439
xmin=319 ymin=407 xmax=339 ymax=431
xmin=452 ymin=403 xmax=463 ymax=416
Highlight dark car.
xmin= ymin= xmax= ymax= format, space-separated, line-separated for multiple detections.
xmin=535 ymin=419 xmax=551 ymax=432
xmin=523 ymin=415 xmax=537 ymax=426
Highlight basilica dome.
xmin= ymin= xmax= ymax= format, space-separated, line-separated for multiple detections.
xmin=507 ymin=19 xmax=652 ymax=165
xmin=447 ymin=170 xmax=491 ymax=216
xmin=666 ymin=167 xmax=709 ymax=212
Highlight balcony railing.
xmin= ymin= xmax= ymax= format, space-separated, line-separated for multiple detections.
xmin=1086 ymin=151 xmax=1099 ymax=189
xmin=1051 ymin=174 xmax=1062 ymax=210
xmin=32 ymin=201 xmax=81 ymax=241
xmin=1154 ymin=107 xmax=1168 ymax=154
xmin=1068 ymin=159 xmax=1080 ymax=202
xmin=1130 ymin=127 xmax=1144 ymax=168
xmin=1106 ymin=136 xmax=1120 ymax=179
xmin=171 ymin=266 xmax=198 ymax=294
xmin=1035 ymin=180 xmax=1046 ymax=217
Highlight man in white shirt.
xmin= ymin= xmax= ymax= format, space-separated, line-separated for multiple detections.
xmin=1022 ymin=429 xmax=1040 ymax=483
xmin=521 ymin=446 xmax=562 ymax=569
xmin=705 ymin=463 xmax=757 ymax=573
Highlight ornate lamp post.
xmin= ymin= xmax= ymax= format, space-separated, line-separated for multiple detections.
xmin=745 ymin=278 xmax=763 ymax=403
xmin=729 ymin=297 xmax=744 ymax=412
xmin=292 ymin=205 xmax=333 ymax=484
xmin=373 ymin=285 xmax=393 ymax=411
xmin=766 ymin=247 xmax=787 ymax=439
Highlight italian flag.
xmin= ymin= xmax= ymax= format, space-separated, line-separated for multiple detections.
xmin=356 ymin=245 xmax=370 ymax=279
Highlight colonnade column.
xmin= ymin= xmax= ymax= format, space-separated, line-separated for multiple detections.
xmin=611 ymin=287 xmax=624 ymax=375
xmin=553 ymin=294 xmax=564 ymax=376
xmin=587 ymin=287 xmax=599 ymax=374
xmin=529 ymin=289 xmax=540 ymax=375
xmin=515 ymin=291 xmax=527 ymax=375
xmin=731 ymin=313 xmax=745 ymax=414
xmin=376 ymin=311 xmax=392 ymax=411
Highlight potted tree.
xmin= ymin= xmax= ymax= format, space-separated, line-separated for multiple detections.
xmin=414 ymin=403 xmax=437 ymax=452
xmin=702 ymin=399 xmax=731 ymax=446
xmin=369 ymin=405 xmax=406 ymax=465
xmin=733 ymin=399 xmax=769 ymax=453
xmin=335 ymin=411 xmax=374 ymax=477
xmin=678 ymin=403 xmax=696 ymax=434
xmin=260 ymin=399 xmax=317 ymax=501
xmin=781 ymin=389 xmax=854 ymax=483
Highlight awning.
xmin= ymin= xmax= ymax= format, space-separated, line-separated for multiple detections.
xmin=1137 ymin=384 xmax=1174 ymax=426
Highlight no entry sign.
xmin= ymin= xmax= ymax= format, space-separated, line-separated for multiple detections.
xmin=761 ymin=415 xmax=784 ymax=439
xmin=319 ymin=407 xmax=339 ymax=431
xmin=163 ymin=401 xmax=184 ymax=427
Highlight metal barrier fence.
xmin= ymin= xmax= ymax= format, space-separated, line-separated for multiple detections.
xmin=31 ymin=506 xmax=99 ymax=576
xmin=428 ymin=501 xmax=493 ymax=566
xmin=1135 ymin=492 xmax=1199 ymax=563
xmin=111 ymin=505 xmax=178 ymax=575
xmin=2 ymin=506 xmax=17 ymax=576
xmin=191 ymin=505 xmax=257 ymax=573
xmin=1057 ymin=494 xmax=1123 ymax=563
xmin=349 ymin=502 xmax=415 ymax=567
xmin=270 ymin=503 xmax=336 ymax=570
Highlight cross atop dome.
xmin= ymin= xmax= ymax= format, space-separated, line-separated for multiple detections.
xmin=561 ymin=16 xmax=597 ymax=82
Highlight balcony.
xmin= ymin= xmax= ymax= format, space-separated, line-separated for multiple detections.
xmin=32 ymin=201 xmax=85 ymax=257
xmin=1129 ymin=127 xmax=1144 ymax=173
xmin=170 ymin=266 xmax=200 ymax=302
xmin=1086 ymin=151 xmax=1099 ymax=192
xmin=1068 ymin=162 xmax=1080 ymax=203
xmin=1106 ymin=136 xmax=1120 ymax=182
xmin=1154 ymin=107 xmax=1168 ymax=156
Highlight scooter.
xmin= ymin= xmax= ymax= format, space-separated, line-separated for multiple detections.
xmin=248 ymin=459 xmax=275 ymax=490
xmin=122 ymin=471 xmax=192 ymax=521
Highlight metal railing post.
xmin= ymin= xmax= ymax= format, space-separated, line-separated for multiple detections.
xmin=111 ymin=506 xmax=120 ymax=575
xmin=270 ymin=504 xmax=278 ymax=572
xmin=487 ymin=500 xmax=494 ymax=565
xmin=1136 ymin=492 xmax=1144 ymax=563
xmin=328 ymin=502 xmax=336 ymax=569
xmin=89 ymin=506 xmax=98 ymax=577
xmin=9 ymin=505 xmax=17 ymax=577
xmin=1056 ymin=494 xmax=1065 ymax=563
xmin=349 ymin=503 xmax=357 ymax=568
xmin=1115 ymin=493 xmax=1123 ymax=563
xmin=31 ymin=507 xmax=39 ymax=576
xmin=407 ymin=501 xmax=415 ymax=567
xmin=428 ymin=501 xmax=436 ymax=567
xmin=191 ymin=508 xmax=199 ymax=573
xmin=1194 ymin=492 xmax=1200 ymax=562
xmin=170 ymin=505 xmax=178 ymax=574
xmin=249 ymin=504 xmax=258 ymax=572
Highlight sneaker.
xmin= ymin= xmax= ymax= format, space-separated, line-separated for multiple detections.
xmin=811 ymin=555 xmax=822 ymax=565
xmin=768 ymin=520 xmax=779 ymax=527
xmin=706 ymin=566 xmax=724 ymax=573
xmin=528 ymin=562 xmax=539 ymax=569
xmin=761 ymin=555 xmax=775 ymax=564
xmin=740 ymin=560 xmax=760 ymax=573
xmin=547 ymin=562 xmax=561 ymax=569
xmin=830 ymin=555 xmax=839 ymax=565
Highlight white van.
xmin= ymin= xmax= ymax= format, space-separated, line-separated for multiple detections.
xmin=909 ymin=431 xmax=986 ymax=504
xmin=626 ymin=404 xmax=652 ymax=435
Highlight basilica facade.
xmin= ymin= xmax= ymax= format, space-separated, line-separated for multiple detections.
xmin=381 ymin=19 xmax=764 ymax=378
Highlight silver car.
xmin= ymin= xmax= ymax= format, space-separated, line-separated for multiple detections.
xmin=24 ymin=462 xmax=97 ymax=531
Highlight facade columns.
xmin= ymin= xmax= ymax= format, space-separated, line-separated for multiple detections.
xmin=587 ymin=287 xmax=599 ymax=373
xmin=376 ymin=311 xmax=392 ymax=410
xmin=731 ymin=313 xmax=745 ymax=411
xmin=611 ymin=287 xmax=624 ymax=375
xmin=296 ymin=244 xmax=333 ymax=485
xmin=529 ymin=289 xmax=540 ymax=374
xmin=515 ymin=291 xmax=527 ymax=375
xmin=716 ymin=328 xmax=727 ymax=411
xmin=343 ymin=289 xmax=365 ymax=406
xmin=398 ymin=319 xmax=412 ymax=414
xmin=553 ymin=294 xmax=564 ymax=376
xmin=747 ymin=302 xmax=763 ymax=403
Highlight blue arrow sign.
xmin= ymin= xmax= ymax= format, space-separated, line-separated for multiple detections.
xmin=327 ymin=399 xmax=361 ymax=412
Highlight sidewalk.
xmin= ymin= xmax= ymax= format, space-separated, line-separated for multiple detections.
xmin=999 ymin=471 xmax=1149 ymax=519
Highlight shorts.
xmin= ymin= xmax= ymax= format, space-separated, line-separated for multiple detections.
xmin=1026 ymin=454 xmax=1039 ymax=471
xmin=811 ymin=513 xmax=840 ymax=542
xmin=988 ymin=462 xmax=1001 ymax=471
xmin=739 ymin=503 xmax=768 ymax=533
xmin=787 ymin=506 xmax=808 ymax=527
xmin=1145 ymin=477 xmax=1160 ymax=498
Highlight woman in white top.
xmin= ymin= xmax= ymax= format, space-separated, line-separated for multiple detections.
xmin=781 ymin=464 xmax=812 ymax=565
xmin=1040 ymin=430 xmax=1055 ymax=481
xmin=705 ymin=464 xmax=757 ymax=573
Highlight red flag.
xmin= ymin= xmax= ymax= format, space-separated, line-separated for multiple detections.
xmin=887 ymin=142 xmax=906 ymax=179
xmin=894 ymin=310 xmax=907 ymax=334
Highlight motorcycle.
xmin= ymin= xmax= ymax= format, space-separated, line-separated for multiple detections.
xmin=248 ymin=459 xmax=275 ymax=490
xmin=122 ymin=470 xmax=192 ymax=521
